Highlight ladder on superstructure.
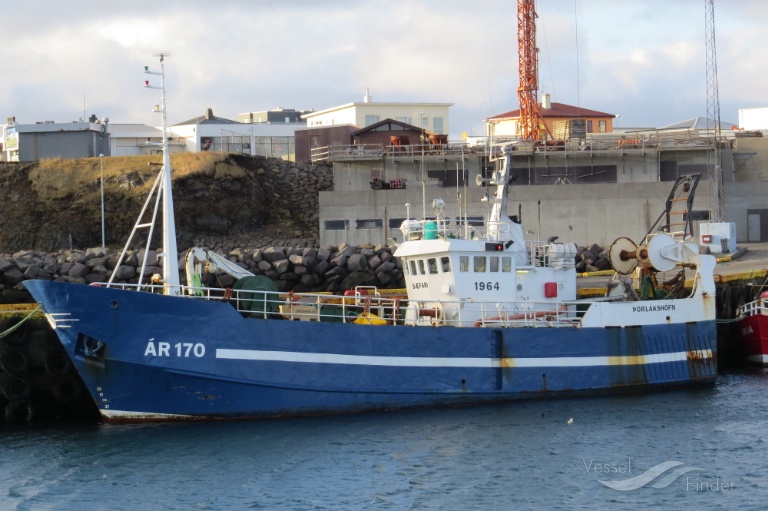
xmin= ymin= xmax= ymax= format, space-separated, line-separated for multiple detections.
xmin=648 ymin=173 xmax=702 ymax=241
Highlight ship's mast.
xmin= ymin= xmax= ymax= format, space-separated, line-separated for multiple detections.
xmin=145 ymin=52 xmax=180 ymax=293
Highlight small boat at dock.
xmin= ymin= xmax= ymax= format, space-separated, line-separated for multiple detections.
xmin=735 ymin=290 xmax=768 ymax=366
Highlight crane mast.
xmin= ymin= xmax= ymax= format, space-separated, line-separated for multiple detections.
xmin=705 ymin=0 xmax=723 ymax=222
xmin=517 ymin=0 xmax=543 ymax=140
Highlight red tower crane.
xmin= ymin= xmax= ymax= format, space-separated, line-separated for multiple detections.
xmin=517 ymin=0 xmax=544 ymax=140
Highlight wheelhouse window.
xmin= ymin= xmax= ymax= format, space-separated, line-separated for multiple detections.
xmin=417 ymin=259 xmax=426 ymax=275
xmin=409 ymin=260 xmax=417 ymax=276
xmin=440 ymin=257 xmax=451 ymax=273
xmin=474 ymin=256 xmax=486 ymax=272
xmin=460 ymin=256 xmax=469 ymax=272
xmin=502 ymin=256 xmax=512 ymax=272
xmin=427 ymin=258 xmax=438 ymax=274
xmin=490 ymin=256 xmax=499 ymax=272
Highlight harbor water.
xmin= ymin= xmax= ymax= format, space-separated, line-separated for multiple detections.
xmin=1 ymin=369 xmax=766 ymax=510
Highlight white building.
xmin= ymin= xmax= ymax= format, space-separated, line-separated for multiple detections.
xmin=107 ymin=123 xmax=182 ymax=157
xmin=171 ymin=108 xmax=298 ymax=160
xmin=738 ymin=107 xmax=768 ymax=131
xmin=303 ymin=90 xmax=452 ymax=136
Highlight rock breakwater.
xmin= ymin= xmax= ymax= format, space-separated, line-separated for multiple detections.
xmin=0 ymin=242 xmax=614 ymax=303
xmin=0 ymin=242 xmax=407 ymax=303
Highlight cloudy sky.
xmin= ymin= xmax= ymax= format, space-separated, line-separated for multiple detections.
xmin=2 ymin=0 xmax=766 ymax=138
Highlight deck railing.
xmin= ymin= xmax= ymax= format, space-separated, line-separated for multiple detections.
xmin=311 ymin=142 xmax=482 ymax=162
xmin=740 ymin=298 xmax=768 ymax=318
xmin=95 ymin=282 xmax=587 ymax=328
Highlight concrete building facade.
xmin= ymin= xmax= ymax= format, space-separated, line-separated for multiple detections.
xmin=317 ymin=131 xmax=768 ymax=248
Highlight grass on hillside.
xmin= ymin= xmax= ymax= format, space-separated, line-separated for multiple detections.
xmin=28 ymin=152 xmax=245 ymax=201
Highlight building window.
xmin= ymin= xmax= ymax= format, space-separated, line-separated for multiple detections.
xmin=421 ymin=116 xmax=429 ymax=129
xmin=395 ymin=117 xmax=412 ymax=125
xmin=355 ymin=218 xmax=383 ymax=229
xmin=388 ymin=218 xmax=407 ymax=229
xmin=598 ymin=120 xmax=606 ymax=133
xmin=364 ymin=115 xmax=380 ymax=126
xmin=587 ymin=120 xmax=593 ymax=133
xmin=324 ymin=219 xmax=348 ymax=230
xmin=433 ymin=117 xmax=444 ymax=134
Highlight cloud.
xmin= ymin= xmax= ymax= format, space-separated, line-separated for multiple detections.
xmin=2 ymin=0 xmax=768 ymax=136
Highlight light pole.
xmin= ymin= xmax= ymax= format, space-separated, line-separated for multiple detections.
xmin=420 ymin=112 xmax=425 ymax=219
xmin=99 ymin=153 xmax=105 ymax=249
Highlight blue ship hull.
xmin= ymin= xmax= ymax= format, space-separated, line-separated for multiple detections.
xmin=25 ymin=280 xmax=717 ymax=422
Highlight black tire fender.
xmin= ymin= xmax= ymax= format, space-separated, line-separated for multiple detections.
xmin=0 ymin=348 xmax=30 ymax=375
xmin=5 ymin=399 xmax=34 ymax=423
xmin=1 ymin=317 xmax=30 ymax=346
xmin=45 ymin=350 xmax=72 ymax=376
xmin=2 ymin=375 xmax=31 ymax=400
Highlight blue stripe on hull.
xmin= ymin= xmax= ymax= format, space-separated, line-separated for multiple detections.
xmin=24 ymin=280 xmax=718 ymax=422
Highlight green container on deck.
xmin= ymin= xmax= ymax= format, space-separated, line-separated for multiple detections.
xmin=424 ymin=221 xmax=437 ymax=240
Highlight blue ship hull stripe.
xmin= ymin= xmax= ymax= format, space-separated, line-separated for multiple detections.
xmin=216 ymin=348 xmax=712 ymax=368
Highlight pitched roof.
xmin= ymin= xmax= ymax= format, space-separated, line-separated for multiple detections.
xmin=660 ymin=117 xmax=735 ymax=130
xmin=352 ymin=118 xmax=431 ymax=136
xmin=173 ymin=108 xmax=240 ymax=126
xmin=487 ymin=102 xmax=615 ymax=120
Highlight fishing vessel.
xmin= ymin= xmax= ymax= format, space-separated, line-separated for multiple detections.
xmin=735 ymin=290 xmax=768 ymax=366
xmin=23 ymin=56 xmax=718 ymax=423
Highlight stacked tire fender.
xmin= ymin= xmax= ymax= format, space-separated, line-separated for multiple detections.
xmin=0 ymin=314 xmax=94 ymax=424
